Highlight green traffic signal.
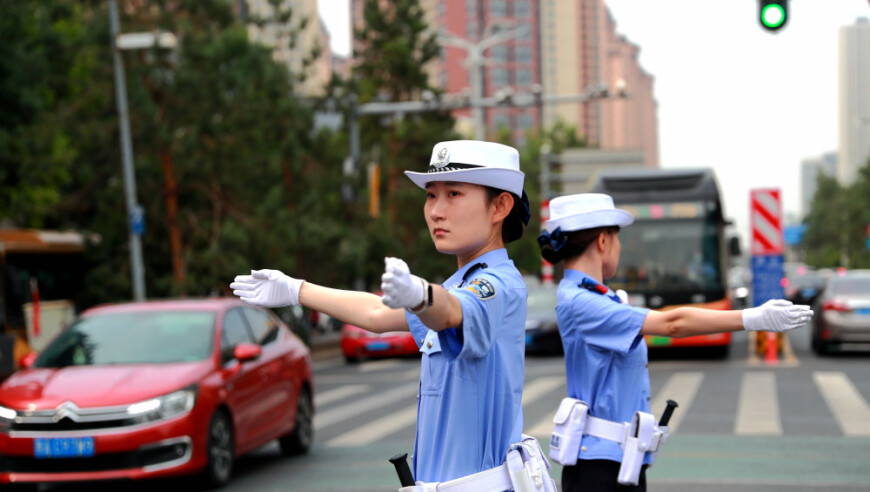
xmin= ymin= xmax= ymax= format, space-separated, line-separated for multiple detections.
xmin=758 ymin=0 xmax=788 ymax=32
xmin=761 ymin=4 xmax=785 ymax=28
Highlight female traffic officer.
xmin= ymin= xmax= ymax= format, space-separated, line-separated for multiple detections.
xmin=231 ymin=141 xmax=553 ymax=490
xmin=537 ymin=193 xmax=813 ymax=492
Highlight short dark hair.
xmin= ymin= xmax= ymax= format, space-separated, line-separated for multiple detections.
xmin=538 ymin=226 xmax=620 ymax=264
xmin=484 ymin=186 xmax=526 ymax=243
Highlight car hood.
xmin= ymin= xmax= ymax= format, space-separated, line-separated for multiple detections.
xmin=0 ymin=362 xmax=212 ymax=410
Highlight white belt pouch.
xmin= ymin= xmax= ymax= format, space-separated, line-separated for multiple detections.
xmin=548 ymin=397 xmax=588 ymax=466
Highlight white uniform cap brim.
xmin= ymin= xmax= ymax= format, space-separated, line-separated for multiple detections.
xmin=405 ymin=168 xmax=525 ymax=196
xmin=545 ymin=209 xmax=634 ymax=233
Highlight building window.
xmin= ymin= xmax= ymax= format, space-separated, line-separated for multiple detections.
xmin=519 ymin=114 xmax=534 ymax=130
xmin=467 ymin=21 xmax=478 ymax=38
xmin=491 ymin=68 xmax=509 ymax=86
xmin=516 ymin=68 xmax=533 ymax=86
xmin=491 ymin=45 xmax=508 ymax=63
xmin=516 ymin=45 xmax=532 ymax=63
xmin=516 ymin=0 xmax=531 ymax=18
xmin=490 ymin=0 xmax=507 ymax=17
xmin=493 ymin=113 xmax=511 ymax=129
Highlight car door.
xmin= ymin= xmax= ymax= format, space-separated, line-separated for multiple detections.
xmin=220 ymin=308 xmax=268 ymax=449
xmin=240 ymin=307 xmax=295 ymax=442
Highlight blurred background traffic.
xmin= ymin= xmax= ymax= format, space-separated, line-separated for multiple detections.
xmin=1 ymin=0 xmax=870 ymax=490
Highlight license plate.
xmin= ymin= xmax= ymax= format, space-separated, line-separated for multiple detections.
xmin=366 ymin=341 xmax=389 ymax=351
xmin=34 ymin=437 xmax=95 ymax=458
xmin=856 ymin=308 xmax=870 ymax=316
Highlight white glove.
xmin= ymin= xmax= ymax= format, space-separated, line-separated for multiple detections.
xmin=743 ymin=299 xmax=813 ymax=332
xmin=380 ymin=257 xmax=426 ymax=310
xmin=230 ymin=269 xmax=304 ymax=308
xmin=616 ymin=289 xmax=628 ymax=304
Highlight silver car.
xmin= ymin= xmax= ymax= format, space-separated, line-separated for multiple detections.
xmin=812 ymin=271 xmax=870 ymax=354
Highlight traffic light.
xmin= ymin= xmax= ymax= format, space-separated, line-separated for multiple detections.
xmin=758 ymin=0 xmax=788 ymax=32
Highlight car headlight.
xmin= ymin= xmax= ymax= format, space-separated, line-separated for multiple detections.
xmin=0 ymin=404 xmax=17 ymax=432
xmin=735 ymin=287 xmax=749 ymax=299
xmin=126 ymin=385 xmax=198 ymax=423
xmin=525 ymin=320 xmax=542 ymax=331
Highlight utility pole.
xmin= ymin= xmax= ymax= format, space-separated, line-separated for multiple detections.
xmin=438 ymin=25 xmax=528 ymax=140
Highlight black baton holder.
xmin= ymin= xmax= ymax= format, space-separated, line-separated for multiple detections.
xmin=389 ymin=453 xmax=415 ymax=487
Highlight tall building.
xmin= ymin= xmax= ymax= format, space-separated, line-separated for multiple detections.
xmin=838 ymin=17 xmax=870 ymax=185
xmin=243 ymin=0 xmax=334 ymax=96
xmin=800 ymin=152 xmax=837 ymax=220
xmin=540 ymin=0 xmax=658 ymax=167
xmin=352 ymin=0 xmax=541 ymax=143
xmin=349 ymin=0 xmax=658 ymax=163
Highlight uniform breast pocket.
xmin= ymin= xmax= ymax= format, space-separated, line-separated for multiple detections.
xmin=420 ymin=350 xmax=447 ymax=395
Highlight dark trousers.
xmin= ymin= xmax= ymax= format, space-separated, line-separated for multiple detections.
xmin=562 ymin=459 xmax=647 ymax=492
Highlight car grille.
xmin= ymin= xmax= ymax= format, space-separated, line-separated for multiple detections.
xmin=0 ymin=437 xmax=191 ymax=473
xmin=7 ymin=402 xmax=145 ymax=433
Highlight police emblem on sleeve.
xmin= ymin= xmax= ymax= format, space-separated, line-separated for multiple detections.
xmin=465 ymin=278 xmax=496 ymax=300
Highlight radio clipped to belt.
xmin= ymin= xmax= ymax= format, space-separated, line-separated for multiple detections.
xmin=548 ymin=398 xmax=678 ymax=486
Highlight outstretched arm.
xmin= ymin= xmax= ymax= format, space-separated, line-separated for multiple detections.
xmin=641 ymin=299 xmax=813 ymax=338
xmin=230 ymin=269 xmax=408 ymax=333
xmin=298 ymin=283 xmax=409 ymax=333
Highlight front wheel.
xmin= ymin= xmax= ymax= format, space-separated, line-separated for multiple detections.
xmin=279 ymin=386 xmax=313 ymax=456
xmin=203 ymin=409 xmax=234 ymax=488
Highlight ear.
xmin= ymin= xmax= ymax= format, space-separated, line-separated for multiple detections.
xmin=595 ymin=230 xmax=610 ymax=252
xmin=491 ymin=192 xmax=514 ymax=224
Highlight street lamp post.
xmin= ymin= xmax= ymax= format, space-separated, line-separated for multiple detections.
xmin=438 ymin=25 xmax=528 ymax=140
xmin=109 ymin=0 xmax=146 ymax=302
xmin=108 ymin=0 xmax=178 ymax=302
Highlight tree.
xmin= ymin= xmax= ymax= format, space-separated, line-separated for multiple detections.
xmin=343 ymin=0 xmax=459 ymax=287
xmin=802 ymin=158 xmax=870 ymax=269
xmin=0 ymin=0 xmax=343 ymax=307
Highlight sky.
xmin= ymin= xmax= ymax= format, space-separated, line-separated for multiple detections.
xmin=317 ymin=0 xmax=870 ymax=242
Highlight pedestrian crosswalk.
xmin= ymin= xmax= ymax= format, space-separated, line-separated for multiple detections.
xmin=313 ymin=366 xmax=870 ymax=447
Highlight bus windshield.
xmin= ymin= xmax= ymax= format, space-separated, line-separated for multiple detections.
xmin=610 ymin=218 xmax=722 ymax=293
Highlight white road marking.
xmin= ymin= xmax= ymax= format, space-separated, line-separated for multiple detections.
xmin=734 ymin=371 xmax=782 ymax=435
xmin=813 ymin=371 xmax=870 ymax=437
xmin=650 ymin=371 xmax=704 ymax=433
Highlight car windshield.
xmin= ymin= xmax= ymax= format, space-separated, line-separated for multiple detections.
xmin=829 ymin=277 xmax=870 ymax=296
xmin=34 ymin=311 xmax=216 ymax=367
xmin=527 ymin=288 xmax=557 ymax=315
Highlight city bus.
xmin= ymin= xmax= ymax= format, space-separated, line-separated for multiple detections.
xmin=590 ymin=168 xmax=735 ymax=357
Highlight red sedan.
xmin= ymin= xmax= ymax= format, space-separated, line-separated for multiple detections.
xmin=340 ymin=323 xmax=419 ymax=363
xmin=0 ymin=298 xmax=313 ymax=487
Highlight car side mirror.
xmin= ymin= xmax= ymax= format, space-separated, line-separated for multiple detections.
xmin=19 ymin=352 xmax=37 ymax=369
xmin=233 ymin=343 xmax=262 ymax=363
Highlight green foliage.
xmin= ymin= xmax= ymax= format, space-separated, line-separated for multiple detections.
xmin=0 ymin=0 xmax=596 ymax=315
xmin=802 ymin=158 xmax=870 ymax=269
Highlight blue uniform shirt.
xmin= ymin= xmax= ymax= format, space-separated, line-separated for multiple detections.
xmin=556 ymin=269 xmax=653 ymax=465
xmin=405 ymin=248 xmax=527 ymax=482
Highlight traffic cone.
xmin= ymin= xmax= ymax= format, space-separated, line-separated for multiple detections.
xmin=764 ymin=332 xmax=778 ymax=363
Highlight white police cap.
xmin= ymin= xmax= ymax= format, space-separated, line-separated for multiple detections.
xmin=544 ymin=193 xmax=634 ymax=233
xmin=404 ymin=140 xmax=525 ymax=196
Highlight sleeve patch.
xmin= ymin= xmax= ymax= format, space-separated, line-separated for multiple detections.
xmin=465 ymin=278 xmax=496 ymax=300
